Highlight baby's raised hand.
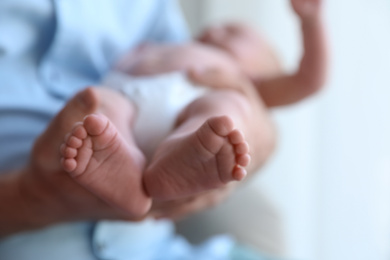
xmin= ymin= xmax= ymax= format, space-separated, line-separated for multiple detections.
xmin=291 ymin=0 xmax=322 ymax=20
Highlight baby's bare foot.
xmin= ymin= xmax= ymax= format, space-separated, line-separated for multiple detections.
xmin=61 ymin=114 xmax=151 ymax=217
xmin=144 ymin=115 xmax=250 ymax=200
xmin=32 ymin=87 xmax=100 ymax=173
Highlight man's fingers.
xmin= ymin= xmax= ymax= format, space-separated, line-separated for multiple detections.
xmin=152 ymin=186 xmax=235 ymax=220
xmin=159 ymin=198 xmax=207 ymax=221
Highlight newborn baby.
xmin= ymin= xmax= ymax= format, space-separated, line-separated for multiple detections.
xmin=59 ymin=0 xmax=327 ymax=217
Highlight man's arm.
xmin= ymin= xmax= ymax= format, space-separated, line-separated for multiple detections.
xmin=256 ymin=0 xmax=328 ymax=107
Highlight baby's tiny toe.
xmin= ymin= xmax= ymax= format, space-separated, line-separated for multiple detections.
xmin=232 ymin=166 xmax=247 ymax=181
xmin=62 ymin=158 xmax=77 ymax=172
xmin=228 ymin=129 xmax=245 ymax=145
xmin=83 ymin=114 xmax=109 ymax=136
xmin=235 ymin=141 xmax=249 ymax=155
xmin=207 ymin=116 xmax=234 ymax=137
xmin=64 ymin=132 xmax=71 ymax=142
xmin=72 ymin=123 xmax=88 ymax=139
xmin=64 ymin=146 xmax=78 ymax=158
xmin=236 ymin=153 xmax=251 ymax=167
xmin=60 ymin=143 xmax=67 ymax=156
xmin=66 ymin=135 xmax=83 ymax=148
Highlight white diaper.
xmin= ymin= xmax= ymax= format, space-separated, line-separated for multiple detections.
xmin=102 ymin=71 xmax=208 ymax=159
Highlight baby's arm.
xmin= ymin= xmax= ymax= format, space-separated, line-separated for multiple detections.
xmin=257 ymin=0 xmax=328 ymax=107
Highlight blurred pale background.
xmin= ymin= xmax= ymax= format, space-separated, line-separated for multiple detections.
xmin=179 ymin=1 xmax=390 ymax=260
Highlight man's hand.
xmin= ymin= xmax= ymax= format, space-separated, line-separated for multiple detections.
xmin=149 ymin=183 xmax=237 ymax=220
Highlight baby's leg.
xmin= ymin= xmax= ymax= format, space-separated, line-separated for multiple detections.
xmin=60 ymin=88 xmax=151 ymax=217
xmin=143 ymin=90 xmax=251 ymax=200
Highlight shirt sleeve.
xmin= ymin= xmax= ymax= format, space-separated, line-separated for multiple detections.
xmin=146 ymin=0 xmax=190 ymax=43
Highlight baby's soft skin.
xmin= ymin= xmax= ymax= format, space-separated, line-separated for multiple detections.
xmin=198 ymin=0 xmax=327 ymax=107
xmin=57 ymin=0 xmax=326 ymax=218
xmin=60 ymin=95 xmax=251 ymax=202
xmin=60 ymin=48 xmax=254 ymax=206
xmin=118 ymin=0 xmax=327 ymax=108
xmin=59 ymin=32 xmax=264 ymax=208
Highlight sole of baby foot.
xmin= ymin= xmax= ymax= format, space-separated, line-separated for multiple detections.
xmin=60 ymin=113 xmax=151 ymax=218
xmin=143 ymin=115 xmax=250 ymax=200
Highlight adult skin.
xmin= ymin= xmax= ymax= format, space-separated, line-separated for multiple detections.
xmin=0 ymin=70 xmax=276 ymax=238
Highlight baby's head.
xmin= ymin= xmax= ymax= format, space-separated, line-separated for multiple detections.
xmin=115 ymin=42 xmax=241 ymax=77
xmin=198 ymin=23 xmax=282 ymax=79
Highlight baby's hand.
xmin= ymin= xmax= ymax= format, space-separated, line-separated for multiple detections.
xmin=291 ymin=0 xmax=322 ymax=20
